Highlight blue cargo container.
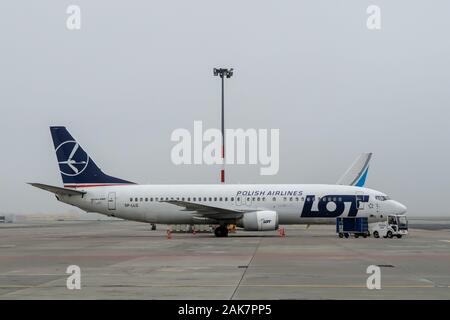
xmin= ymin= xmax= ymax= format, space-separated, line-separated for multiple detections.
xmin=336 ymin=217 xmax=369 ymax=238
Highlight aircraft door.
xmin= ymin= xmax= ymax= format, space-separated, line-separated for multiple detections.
xmin=108 ymin=192 xmax=116 ymax=210
xmin=356 ymin=191 xmax=365 ymax=210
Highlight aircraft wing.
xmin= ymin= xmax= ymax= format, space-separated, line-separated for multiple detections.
xmin=162 ymin=200 xmax=248 ymax=221
xmin=28 ymin=183 xmax=86 ymax=196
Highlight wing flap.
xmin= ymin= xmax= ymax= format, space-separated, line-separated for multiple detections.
xmin=162 ymin=200 xmax=246 ymax=220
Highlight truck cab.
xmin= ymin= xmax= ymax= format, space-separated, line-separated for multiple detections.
xmin=370 ymin=214 xmax=408 ymax=239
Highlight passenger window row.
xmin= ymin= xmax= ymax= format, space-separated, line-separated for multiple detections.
xmin=128 ymin=196 xmax=315 ymax=203
xmin=128 ymin=196 xmax=369 ymax=203
xmin=130 ymin=197 xmax=236 ymax=202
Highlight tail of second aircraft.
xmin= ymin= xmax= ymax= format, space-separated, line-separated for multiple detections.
xmin=50 ymin=126 xmax=135 ymax=188
xmin=336 ymin=153 xmax=372 ymax=187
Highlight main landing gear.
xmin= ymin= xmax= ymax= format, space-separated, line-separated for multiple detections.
xmin=214 ymin=225 xmax=229 ymax=237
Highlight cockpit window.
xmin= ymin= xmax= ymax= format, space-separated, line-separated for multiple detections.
xmin=398 ymin=216 xmax=408 ymax=228
xmin=398 ymin=216 xmax=407 ymax=225
xmin=375 ymin=195 xmax=390 ymax=201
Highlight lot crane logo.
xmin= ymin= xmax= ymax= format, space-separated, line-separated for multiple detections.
xmin=56 ymin=141 xmax=89 ymax=176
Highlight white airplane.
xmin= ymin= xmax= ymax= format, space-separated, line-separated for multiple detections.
xmin=30 ymin=127 xmax=407 ymax=237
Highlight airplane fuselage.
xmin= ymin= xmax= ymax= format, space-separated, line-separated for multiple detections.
xmin=58 ymin=184 xmax=406 ymax=226
xmin=33 ymin=127 xmax=408 ymax=237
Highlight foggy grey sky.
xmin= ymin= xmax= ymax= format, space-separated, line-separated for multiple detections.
xmin=1 ymin=1 xmax=449 ymax=217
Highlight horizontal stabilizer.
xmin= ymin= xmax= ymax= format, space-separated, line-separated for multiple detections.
xmin=28 ymin=183 xmax=86 ymax=196
xmin=336 ymin=153 xmax=372 ymax=187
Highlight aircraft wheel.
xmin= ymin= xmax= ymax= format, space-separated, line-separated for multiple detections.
xmin=214 ymin=225 xmax=229 ymax=237
xmin=214 ymin=227 xmax=222 ymax=237
xmin=373 ymin=231 xmax=380 ymax=238
xmin=222 ymin=226 xmax=229 ymax=237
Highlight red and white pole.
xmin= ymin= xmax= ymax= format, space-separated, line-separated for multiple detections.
xmin=221 ymin=75 xmax=225 ymax=184
xmin=214 ymin=68 xmax=233 ymax=183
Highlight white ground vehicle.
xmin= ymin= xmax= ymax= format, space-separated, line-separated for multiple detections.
xmin=369 ymin=215 xmax=408 ymax=239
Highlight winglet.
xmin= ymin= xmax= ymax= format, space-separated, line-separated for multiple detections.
xmin=336 ymin=153 xmax=372 ymax=187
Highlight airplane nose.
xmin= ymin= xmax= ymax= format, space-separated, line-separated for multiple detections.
xmin=393 ymin=201 xmax=407 ymax=214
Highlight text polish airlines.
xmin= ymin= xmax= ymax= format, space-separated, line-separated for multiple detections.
xmin=30 ymin=127 xmax=407 ymax=237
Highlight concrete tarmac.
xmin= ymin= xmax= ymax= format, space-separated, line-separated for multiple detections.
xmin=0 ymin=220 xmax=449 ymax=299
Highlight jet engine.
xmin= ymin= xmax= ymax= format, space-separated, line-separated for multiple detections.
xmin=238 ymin=210 xmax=279 ymax=231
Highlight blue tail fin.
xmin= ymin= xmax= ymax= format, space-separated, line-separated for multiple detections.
xmin=50 ymin=126 xmax=135 ymax=187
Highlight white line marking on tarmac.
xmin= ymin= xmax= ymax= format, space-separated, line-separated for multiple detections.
xmin=0 ymin=284 xmax=444 ymax=289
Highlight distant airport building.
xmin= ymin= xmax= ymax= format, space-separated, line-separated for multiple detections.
xmin=0 ymin=214 xmax=15 ymax=223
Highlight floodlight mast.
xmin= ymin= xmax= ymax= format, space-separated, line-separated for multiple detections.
xmin=213 ymin=68 xmax=233 ymax=183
